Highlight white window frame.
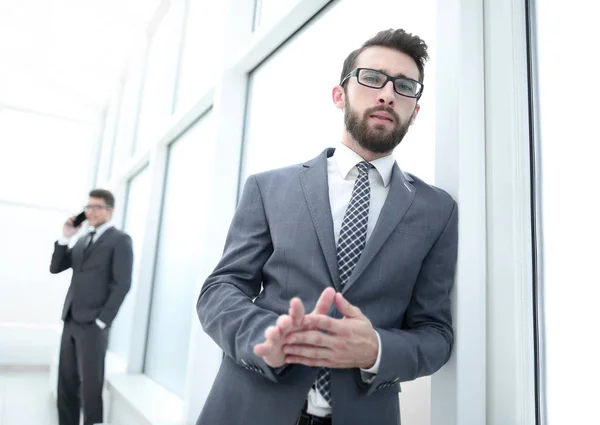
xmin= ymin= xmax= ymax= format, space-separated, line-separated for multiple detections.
xmin=482 ymin=0 xmax=537 ymax=424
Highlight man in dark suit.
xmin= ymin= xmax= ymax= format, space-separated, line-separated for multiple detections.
xmin=196 ymin=29 xmax=458 ymax=425
xmin=50 ymin=188 xmax=133 ymax=425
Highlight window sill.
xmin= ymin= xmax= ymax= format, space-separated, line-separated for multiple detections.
xmin=106 ymin=374 xmax=183 ymax=425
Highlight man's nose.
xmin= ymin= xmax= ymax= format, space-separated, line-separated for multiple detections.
xmin=377 ymin=81 xmax=396 ymax=106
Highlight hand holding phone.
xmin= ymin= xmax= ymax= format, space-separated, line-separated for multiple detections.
xmin=72 ymin=211 xmax=86 ymax=227
xmin=63 ymin=212 xmax=86 ymax=237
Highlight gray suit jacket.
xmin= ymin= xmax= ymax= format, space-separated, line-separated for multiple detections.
xmin=197 ymin=148 xmax=458 ymax=425
xmin=50 ymin=227 xmax=133 ymax=327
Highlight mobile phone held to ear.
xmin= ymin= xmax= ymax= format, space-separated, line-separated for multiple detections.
xmin=72 ymin=211 xmax=86 ymax=227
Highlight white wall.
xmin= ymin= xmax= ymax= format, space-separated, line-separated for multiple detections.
xmin=0 ymin=108 xmax=100 ymax=366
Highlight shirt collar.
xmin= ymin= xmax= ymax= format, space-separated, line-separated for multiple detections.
xmin=90 ymin=221 xmax=113 ymax=238
xmin=333 ymin=143 xmax=396 ymax=187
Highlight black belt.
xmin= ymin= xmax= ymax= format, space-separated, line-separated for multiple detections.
xmin=296 ymin=403 xmax=332 ymax=425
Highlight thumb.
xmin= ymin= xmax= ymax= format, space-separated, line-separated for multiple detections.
xmin=335 ymin=293 xmax=363 ymax=319
xmin=312 ymin=287 xmax=336 ymax=315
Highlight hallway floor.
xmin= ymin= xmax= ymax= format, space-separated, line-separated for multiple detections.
xmin=0 ymin=369 xmax=58 ymax=425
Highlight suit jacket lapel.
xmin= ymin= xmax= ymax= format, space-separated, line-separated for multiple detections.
xmin=342 ymin=163 xmax=416 ymax=293
xmin=299 ymin=148 xmax=342 ymax=290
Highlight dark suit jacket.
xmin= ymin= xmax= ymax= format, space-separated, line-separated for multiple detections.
xmin=50 ymin=227 xmax=133 ymax=327
xmin=196 ymin=148 xmax=458 ymax=425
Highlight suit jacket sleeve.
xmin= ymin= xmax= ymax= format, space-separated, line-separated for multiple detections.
xmin=197 ymin=174 xmax=281 ymax=383
xmin=49 ymin=242 xmax=72 ymax=274
xmin=360 ymin=201 xmax=458 ymax=394
xmin=97 ymin=233 xmax=133 ymax=326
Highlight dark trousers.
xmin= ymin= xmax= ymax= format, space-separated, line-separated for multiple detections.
xmin=57 ymin=318 xmax=108 ymax=425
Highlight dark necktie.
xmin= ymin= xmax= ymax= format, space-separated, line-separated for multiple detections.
xmin=85 ymin=231 xmax=96 ymax=252
xmin=316 ymin=161 xmax=372 ymax=404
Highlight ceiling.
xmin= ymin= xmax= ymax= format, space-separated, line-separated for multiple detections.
xmin=0 ymin=0 xmax=166 ymax=123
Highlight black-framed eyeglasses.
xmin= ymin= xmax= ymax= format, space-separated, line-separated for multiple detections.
xmin=340 ymin=68 xmax=424 ymax=99
xmin=84 ymin=205 xmax=110 ymax=211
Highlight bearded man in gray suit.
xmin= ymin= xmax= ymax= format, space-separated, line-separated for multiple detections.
xmin=196 ymin=28 xmax=458 ymax=425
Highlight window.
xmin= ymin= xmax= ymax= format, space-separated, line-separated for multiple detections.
xmin=174 ymin=0 xmax=225 ymax=111
xmin=114 ymin=53 xmax=146 ymax=165
xmin=95 ymin=91 xmax=122 ymax=186
xmin=253 ymin=0 xmax=301 ymax=30
xmin=109 ymin=165 xmax=151 ymax=360
xmin=134 ymin=4 xmax=182 ymax=154
xmin=143 ymin=111 xmax=215 ymax=395
xmin=532 ymin=2 xmax=599 ymax=423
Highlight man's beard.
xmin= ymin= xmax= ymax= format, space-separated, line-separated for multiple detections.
xmin=344 ymin=102 xmax=411 ymax=154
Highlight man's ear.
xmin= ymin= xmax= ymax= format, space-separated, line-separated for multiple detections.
xmin=332 ymin=85 xmax=346 ymax=110
xmin=410 ymin=104 xmax=421 ymax=125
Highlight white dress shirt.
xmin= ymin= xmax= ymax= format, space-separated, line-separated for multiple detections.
xmin=58 ymin=220 xmax=114 ymax=329
xmin=306 ymin=144 xmax=395 ymax=417
xmin=58 ymin=220 xmax=113 ymax=246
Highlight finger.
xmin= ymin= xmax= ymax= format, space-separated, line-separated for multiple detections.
xmin=284 ymin=354 xmax=336 ymax=368
xmin=288 ymin=298 xmax=305 ymax=327
xmin=253 ymin=342 xmax=270 ymax=356
xmin=265 ymin=325 xmax=283 ymax=345
xmin=255 ymin=324 xmax=283 ymax=356
xmin=276 ymin=315 xmax=294 ymax=336
xmin=282 ymin=344 xmax=332 ymax=361
xmin=303 ymin=314 xmax=346 ymax=335
xmin=334 ymin=292 xmax=363 ymax=319
xmin=254 ymin=341 xmax=280 ymax=357
xmin=285 ymin=329 xmax=335 ymax=348
xmin=312 ymin=287 xmax=336 ymax=315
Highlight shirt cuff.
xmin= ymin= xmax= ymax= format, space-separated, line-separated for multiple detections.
xmin=57 ymin=236 xmax=71 ymax=246
xmin=95 ymin=319 xmax=107 ymax=329
xmin=360 ymin=330 xmax=382 ymax=374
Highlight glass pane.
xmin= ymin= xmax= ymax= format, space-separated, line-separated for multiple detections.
xmin=144 ymin=111 xmax=215 ymax=395
xmin=0 ymin=109 xmax=96 ymax=209
xmin=95 ymin=93 xmax=121 ymax=186
xmin=108 ymin=165 xmax=151 ymax=360
xmin=113 ymin=53 xmax=146 ymax=167
xmin=533 ymin=3 xmax=600 ymax=424
xmin=241 ymin=1 xmax=436 ymax=423
xmin=253 ymin=0 xmax=301 ymax=30
xmin=174 ymin=0 xmax=225 ymax=111
xmin=134 ymin=5 xmax=182 ymax=154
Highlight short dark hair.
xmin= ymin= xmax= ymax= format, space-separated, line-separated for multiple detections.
xmin=340 ymin=28 xmax=429 ymax=84
xmin=89 ymin=189 xmax=115 ymax=208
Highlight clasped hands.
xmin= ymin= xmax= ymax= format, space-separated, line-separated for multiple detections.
xmin=253 ymin=287 xmax=379 ymax=370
